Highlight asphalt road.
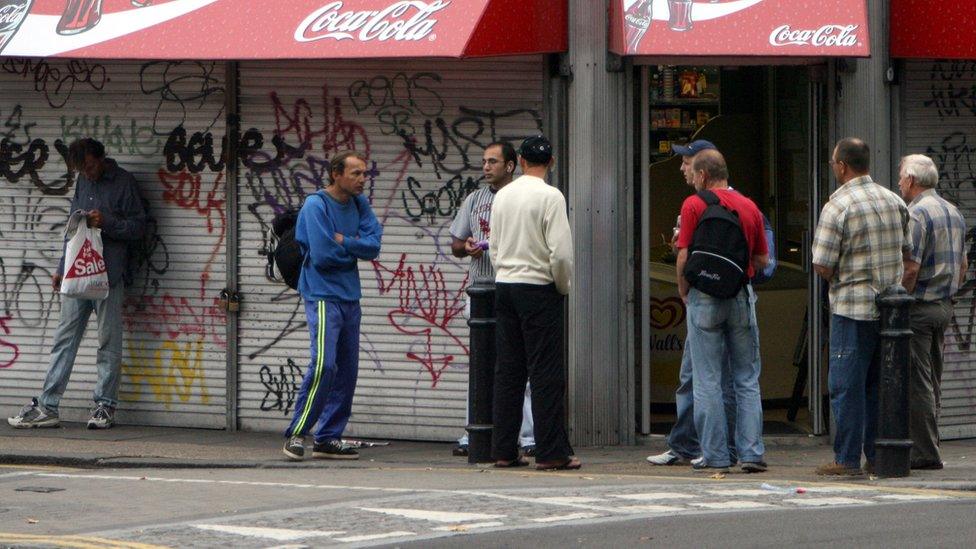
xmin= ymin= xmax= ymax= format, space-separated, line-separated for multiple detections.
xmin=1 ymin=464 xmax=973 ymax=548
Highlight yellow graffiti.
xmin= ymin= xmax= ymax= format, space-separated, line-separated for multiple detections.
xmin=122 ymin=340 xmax=210 ymax=408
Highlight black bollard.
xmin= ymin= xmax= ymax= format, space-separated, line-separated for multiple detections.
xmin=874 ymin=285 xmax=915 ymax=478
xmin=466 ymin=283 xmax=496 ymax=464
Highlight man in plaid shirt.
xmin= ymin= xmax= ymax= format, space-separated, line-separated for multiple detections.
xmin=812 ymin=138 xmax=911 ymax=476
xmin=898 ymin=154 xmax=968 ymax=471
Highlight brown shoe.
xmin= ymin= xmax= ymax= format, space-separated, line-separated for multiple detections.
xmin=815 ymin=461 xmax=864 ymax=476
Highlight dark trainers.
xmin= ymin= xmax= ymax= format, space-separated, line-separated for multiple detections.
xmin=87 ymin=404 xmax=115 ymax=429
xmin=452 ymin=444 xmax=468 ymax=457
xmin=283 ymin=436 xmax=305 ymax=461
xmin=741 ymin=461 xmax=768 ymax=473
xmin=8 ymin=399 xmax=60 ymax=429
xmin=692 ymin=460 xmax=730 ymax=473
xmin=521 ymin=445 xmax=537 ymax=458
xmin=313 ymin=439 xmax=359 ymax=460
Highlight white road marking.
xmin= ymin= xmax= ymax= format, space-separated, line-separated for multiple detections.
xmin=707 ymin=489 xmax=783 ymax=497
xmin=690 ymin=501 xmax=775 ymax=510
xmin=193 ymin=524 xmax=342 ymax=541
xmin=617 ymin=504 xmax=686 ymax=513
xmin=611 ymin=492 xmax=696 ymax=501
xmin=785 ymin=497 xmax=873 ymax=507
xmin=875 ymin=494 xmax=947 ymax=501
xmin=0 ymin=471 xmax=35 ymax=480
xmin=34 ymin=473 xmax=433 ymax=494
xmin=334 ymin=531 xmax=416 ymax=543
xmin=536 ymin=497 xmax=607 ymax=504
xmin=796 ymin=485 xmax=865 ymax=493
xmin=357 ymin=508 xmax=506 ymax=523
xmin=431 ymin=522 xmax=505 ymax=532
xmin=531 ymin=513 xmax=601 ymax=523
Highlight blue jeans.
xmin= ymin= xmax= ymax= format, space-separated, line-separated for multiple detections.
xmin=687 ymin=286 xmax=764 ymax=466
xmin=828 ymin=314 xmax=880 ymax=468
xmin=39 ymin=285 xmax=125 ymax=412
xmin=667 ymin=328 xmax=738 ymax=461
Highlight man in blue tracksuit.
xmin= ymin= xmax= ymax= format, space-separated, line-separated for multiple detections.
xmin=282 ymin=150 xmax=382 ymax=461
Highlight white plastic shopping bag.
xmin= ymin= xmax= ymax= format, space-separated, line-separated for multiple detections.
xmin=60 ymin=210 xmax=110 ymax=300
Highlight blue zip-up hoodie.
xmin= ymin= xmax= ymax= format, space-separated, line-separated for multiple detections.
xmin=296 ymin=190 xmax=382 ymax=302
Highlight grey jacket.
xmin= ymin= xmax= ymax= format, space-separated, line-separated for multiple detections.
xmin=58 ymin=159 xmax=147 ymax=288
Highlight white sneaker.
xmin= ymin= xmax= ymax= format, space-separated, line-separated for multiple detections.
xmin=646 ymin=449 xmax=690 ymax=466
xmin=691 ymin=456 xmax=705 ymax=467
xmin=87 ymin=404 xmax=115 ymax=429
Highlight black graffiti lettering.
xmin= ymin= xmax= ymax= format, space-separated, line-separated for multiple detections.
xmin=401 ymin=106 xmax=543 ymax=177
xmin=926 ymin=132 xmax=976 ymax=206
xmin=140 ymin=61 xmax=225 ymax=136
xmin=1 ymin=58 xmax=107 ymax=110
xmin=2 ymin=105 xmax=35 ymax=144
xmin=924 ymin=61 xmax=976 ymax=120
xmin=238 ymin=128 xmax=309 ymax=174
xmin=258 ymin=359 xmax=305 ymax=414
xmin=401 ymin=174 xmax=481 ymax=222
xmin=164 ymin=126 xmax=226 ymax=174
xmin=349 ymin=72 xmax=445 ymax=137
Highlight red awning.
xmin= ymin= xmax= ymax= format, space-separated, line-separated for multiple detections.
xmin=0 ymin=0 xmax=567 ymax=60
xmin=891 ymin=1 xmax=976 ymax=59
xmin=610 ymin=0 xmax=869 ymax=58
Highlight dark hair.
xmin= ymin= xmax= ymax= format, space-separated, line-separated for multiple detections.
xmin=487 ymin=141 xmax=517 ymax=169
xmin=692 ymin=149 xmax=729 ymax=182
xmin=329 ymin=151 xmax=367 ymax=184
xmin=67 ymin=138 xmax=105 ymax=170
xmin=835 ymin=137 xmax=870 ymax=173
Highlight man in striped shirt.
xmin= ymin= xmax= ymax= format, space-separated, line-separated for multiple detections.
xmin=898 ymin=154 xmax=968 ymax=470
xmin=812 ymin=138 xmax=911 ymax=476
xmin=448 ymin=142 xmax=536 ymax=458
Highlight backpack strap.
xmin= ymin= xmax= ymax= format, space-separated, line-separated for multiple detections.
xmin=697 ymin=189 xmax=720 ymax=206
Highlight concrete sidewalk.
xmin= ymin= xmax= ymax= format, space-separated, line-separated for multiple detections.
xmin=1 ymin=424 xmax=974 ymax=491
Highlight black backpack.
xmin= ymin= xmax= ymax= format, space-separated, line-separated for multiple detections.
xmin=266 ymin=194 xmax=325 ymax=290
xmin=265 ymin=193 xmax=359 ymax=290
xmin=683 ymin=190 xmax=750 ymax=298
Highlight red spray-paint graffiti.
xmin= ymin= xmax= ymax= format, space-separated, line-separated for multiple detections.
xmin=372 ymin=253 xmax=467 ymax=387
xmin=0 ymin=315 xmax=20 ymax=368
xmin=158 ymin=168 xmax=226 ymax=287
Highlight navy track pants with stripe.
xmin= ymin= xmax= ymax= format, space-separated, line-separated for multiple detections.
xmin=285 ymin=300 xmax=361 ymax=443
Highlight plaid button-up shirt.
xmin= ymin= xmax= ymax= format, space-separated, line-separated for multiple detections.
xmin=813 ymin=176 xmax=911 ymax=320
xmin=907 ymin=189 xmax=968 ymax=302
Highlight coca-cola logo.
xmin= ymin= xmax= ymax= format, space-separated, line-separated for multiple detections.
xmin=295 ymin=1 xmax=450 ymax=43
xmin=0 ymin=5 xmax=29 ymax=26
xmin=769 ymin=24 xmax=859 ymax=48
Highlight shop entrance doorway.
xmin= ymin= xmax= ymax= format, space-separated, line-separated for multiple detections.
xmin=637 ymin=64 xmax=829 ymax=439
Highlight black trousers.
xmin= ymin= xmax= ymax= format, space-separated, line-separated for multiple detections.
xmin=491 ymin=282 xmax=573 ymax=462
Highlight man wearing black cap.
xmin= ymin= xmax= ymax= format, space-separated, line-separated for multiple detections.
xmin=488 ymin=135 xmax=578 ymax=470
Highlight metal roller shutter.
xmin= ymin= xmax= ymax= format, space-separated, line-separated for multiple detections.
xmin=0 ymin=58 xmax=227 ymax=428
xmin=236 ymin=56 xmax=545 ymax=440
xmin=903 ymin=59 xmax=976 ymax=440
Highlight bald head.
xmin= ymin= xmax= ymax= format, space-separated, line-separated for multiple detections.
xmin=692 ymin=149 xmax=729 ymax=185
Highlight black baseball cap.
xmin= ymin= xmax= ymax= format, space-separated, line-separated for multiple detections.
xmin=519 ymin=135 xmax=553 ymax=164
xmin=671 ymin=139 xmax=717 ymax=157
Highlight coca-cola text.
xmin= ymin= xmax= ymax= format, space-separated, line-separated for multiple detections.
xmin=769 ymin=24 xmax=859 ymax=48
xmin=295 ymin=0 xmax=450 ymax=43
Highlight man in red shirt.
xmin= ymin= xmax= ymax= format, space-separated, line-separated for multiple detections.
xmin=675 ymin=149 xmax=769 ymax=473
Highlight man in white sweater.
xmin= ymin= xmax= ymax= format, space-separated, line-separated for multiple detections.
xmin=488 ymin=135 xmax=578 ymax=470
